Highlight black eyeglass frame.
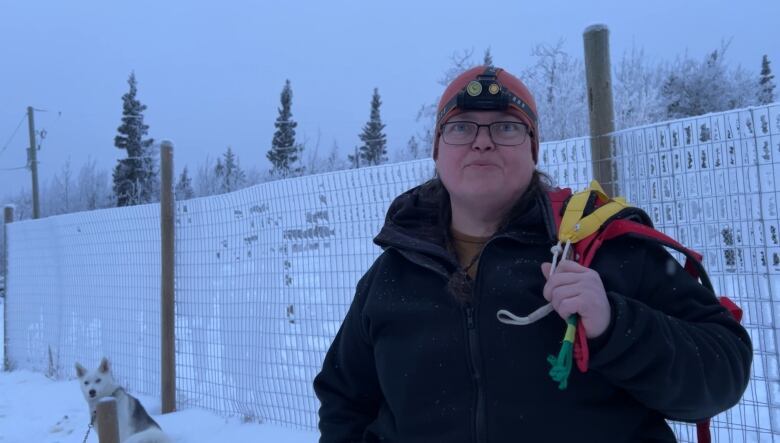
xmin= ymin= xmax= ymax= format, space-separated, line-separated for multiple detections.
xmin=438 ymin=121 xmax=534 ymax=146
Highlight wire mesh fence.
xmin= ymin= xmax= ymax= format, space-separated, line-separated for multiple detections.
xmin=4 ymin=203 xmax=162 ymax=395
xmin=172 ymin=160 xmax=434 ymax=427
xmin=3 ymin=103 xmax=780 ymax=441
xmin=609 ymin=104 xmax=780 ymax=441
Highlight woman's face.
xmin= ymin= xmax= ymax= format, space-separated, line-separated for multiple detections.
xmin=435 ymin=110 xmax=536 ymax=213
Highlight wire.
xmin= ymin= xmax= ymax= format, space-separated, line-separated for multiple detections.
xmin=0 ymin=165 xmax=30 ymax=171
xmin=0 ymin=113 xmax=27 ymax=157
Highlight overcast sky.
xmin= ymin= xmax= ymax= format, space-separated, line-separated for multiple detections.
xmin=1 ymin=0 xmax=778 ymax=198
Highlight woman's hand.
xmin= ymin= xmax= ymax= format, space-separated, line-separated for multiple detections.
xmin=541 ymin=260 xmax=611 ymax=339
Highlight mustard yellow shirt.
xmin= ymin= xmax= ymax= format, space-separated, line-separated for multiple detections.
xmin=450 ymin=227 xmax=489 ymax=280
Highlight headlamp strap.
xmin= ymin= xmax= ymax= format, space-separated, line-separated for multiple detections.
xmin=436 ymin=67 xmax=538 ymax=127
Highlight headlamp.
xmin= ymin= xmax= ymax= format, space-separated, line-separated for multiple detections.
xmin=436 ymin=67 xmax=538 ymax=126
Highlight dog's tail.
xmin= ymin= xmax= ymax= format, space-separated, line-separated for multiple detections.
xmin=124 ymin=428 xmax=172 ymax=443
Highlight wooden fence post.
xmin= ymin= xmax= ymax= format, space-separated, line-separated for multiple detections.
xmin=160 ymin=140 xmax=176 ymax=413
xmin=96 ymin=398 xmax=120 ymax=443
xmin=583 ymin=24 xmax=618 ymax=196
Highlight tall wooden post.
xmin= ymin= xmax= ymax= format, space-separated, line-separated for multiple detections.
xmin=160 ymin=140 xmax=176 ymax=413
xmin=583 ymin=24 xmax=617 ymax=196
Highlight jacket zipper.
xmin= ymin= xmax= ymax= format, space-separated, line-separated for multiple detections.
xmin=465 ymin=303 xmax=486 ymax=443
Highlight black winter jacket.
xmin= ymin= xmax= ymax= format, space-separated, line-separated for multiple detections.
xmin=313 ymin=184 xmax=752 ymax=443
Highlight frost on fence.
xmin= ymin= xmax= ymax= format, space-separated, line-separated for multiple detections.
xmin=173 ymin=159 xmax=434 ymax=427
xmin=5 ymin=203 xmax=162 ymax=395
xmin=538 ymin=136 xmax=593 ymax=192
xmin=612 ymin=104 xmax=780 ymax=442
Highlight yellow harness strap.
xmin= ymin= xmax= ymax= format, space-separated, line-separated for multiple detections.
xmin=546 ymin=181 xmax=632 ymax=390
xmin=558 ymin=181 xmax=630 ymax=244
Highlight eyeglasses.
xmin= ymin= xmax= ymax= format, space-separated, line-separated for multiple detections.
xmin=439 ymin=121 xmax=532 ymax=146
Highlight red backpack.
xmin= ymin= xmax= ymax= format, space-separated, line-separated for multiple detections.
xmin=547 ymin=182 xmax=742 ymax=443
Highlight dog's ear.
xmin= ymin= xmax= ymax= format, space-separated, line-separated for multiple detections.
xmin=75 ymin=362 xmax=87 ymax=378
xmin=99 ymin=357 xmax=110 ymax=374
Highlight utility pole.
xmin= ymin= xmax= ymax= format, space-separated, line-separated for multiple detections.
xmin=26 ymin=107 xmax=40 ymax=219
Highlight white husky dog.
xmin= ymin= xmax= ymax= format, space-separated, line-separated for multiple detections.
xmin=75 ymin=357 xmax=172 ymax=443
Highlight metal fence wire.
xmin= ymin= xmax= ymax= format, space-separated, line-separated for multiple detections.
xmin=4 ymin=103 xmax=780 ymax=441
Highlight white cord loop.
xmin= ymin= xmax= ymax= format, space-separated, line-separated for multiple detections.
xmin=496 ymin=239 xmax=573 ymax=326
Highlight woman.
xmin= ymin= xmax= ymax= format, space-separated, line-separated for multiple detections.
xmin=313 ymin=66 xmax=752 ymax=442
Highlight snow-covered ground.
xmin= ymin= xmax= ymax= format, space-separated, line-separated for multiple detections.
xmin=0 ymin=296 xmax=316 ymax=443
xmin=0 ymin=369 xmax=319 ymax=443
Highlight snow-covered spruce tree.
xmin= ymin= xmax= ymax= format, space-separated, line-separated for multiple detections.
xmin=112 ymin=72 xmax=157 ymax=206
xmin=352 ymin=88 xmax=387 ymax=166
xmin=483 ymin=47 xmax=494 ymax=67
xmin=661 ymin=42 xmax=756 ymax=119
xmin=759 ymin=55 xmax=776 ymax=105
xmin=662 ymin=50 xmax=723 ymax=118
xmin=218 ymin=146 xmax=246 ymax=193
xmin=175 ymin=166 xmax=195 ymax=200
xmin=267 ymin=79 xmax=303 ymax=178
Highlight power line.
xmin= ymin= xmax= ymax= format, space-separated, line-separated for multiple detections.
xmin=0 ymin=113 xmax=27 ymax=157
xmin=0 ymin=165 xmax=30 ymax=172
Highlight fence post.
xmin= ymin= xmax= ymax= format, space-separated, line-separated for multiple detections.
xmin=96 ymin=398 xmax=120 ymax=443
xmin=160 ymin=140 xmax=176 ymax=413
xmin=3 ymin=205 xmax=13 ymax=371
xmin=583 ymin=24 xmax=617 ymax=196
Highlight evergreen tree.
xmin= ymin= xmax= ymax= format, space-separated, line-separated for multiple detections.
xmin=175 ymin=166 xmax=195 ymax=200
xmin=214 ymin=158 xmax=225 ymax=181
xmin=267 ymin=79 xmax=302 ymax=177
xmin=355 ymin=88 xmax=387 ymax=166
xmin=661 ymin=43 xmax=755 ymax=119
xmin=112 ymin=72 xmax=156 ymax=206
xmin=661 ymin=73 xmax=685 ymax=118
xmin=347 ymin=145 xmax=360 ymax=168
xmin=483 ymin=47 xmax=494 ymax=67
xmin=219 ymin=146 xmax=246 ymax=192
xmin=759 ymin=55 xmax=776 ymax=105
xmin=407 ymin=136 xmax=421 ymax=160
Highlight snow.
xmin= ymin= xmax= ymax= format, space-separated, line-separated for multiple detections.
xmin=0 ymin=300 xmax=318 ymax=442
xmin=0 ymin=369 xmax=319 ymax=442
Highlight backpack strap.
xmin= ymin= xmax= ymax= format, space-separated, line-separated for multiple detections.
xmin=587 ymin=218 xmax=741 ymax=318
xmin=548 ymin=183 xmax=632 ymax=374
xmin=549 ymin=183 xmax=743 ymax=443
